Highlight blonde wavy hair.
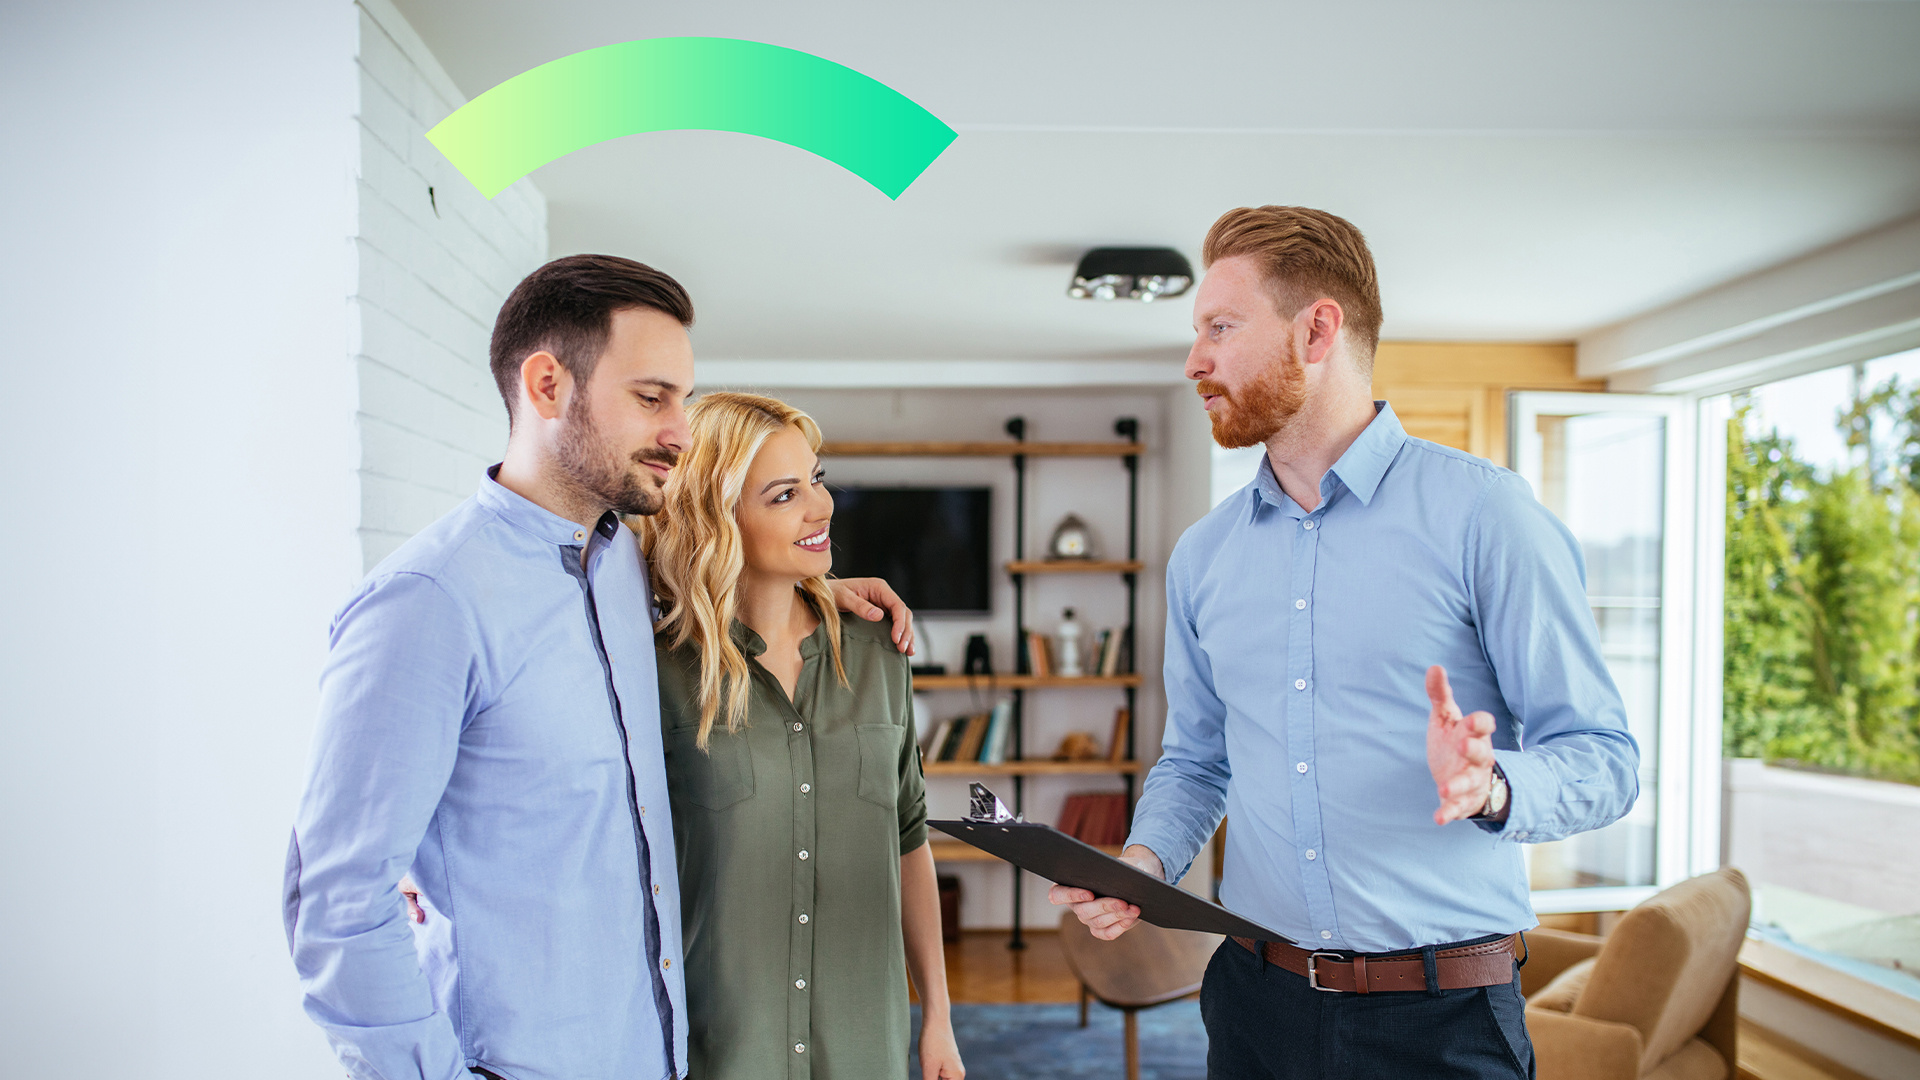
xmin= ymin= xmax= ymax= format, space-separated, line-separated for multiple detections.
xmin=636 ymin=392 xmax=847 ymax=748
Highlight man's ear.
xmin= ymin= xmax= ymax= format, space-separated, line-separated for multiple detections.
xmin=1300 ymin=299 xmax=1346 ymax=366
xmin=518 ymin=351 xmax=569 ymax=421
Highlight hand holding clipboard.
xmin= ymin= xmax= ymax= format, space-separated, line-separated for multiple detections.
xmin=928 ymin=784 xmax=1286 ymax=942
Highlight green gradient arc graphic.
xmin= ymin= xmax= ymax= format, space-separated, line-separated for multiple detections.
xmin=426 ymin=37 xmax=957 ymax=200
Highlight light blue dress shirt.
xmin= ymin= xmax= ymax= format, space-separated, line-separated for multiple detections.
xmin=285 ymin=469 xmax=687 ymax=1080
xmin=1129 ymin=403 xmax=1639 ymax=954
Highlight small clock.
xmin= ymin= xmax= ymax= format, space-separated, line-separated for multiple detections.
xmin=1048 ymin=513 xmax=1096 ymax=560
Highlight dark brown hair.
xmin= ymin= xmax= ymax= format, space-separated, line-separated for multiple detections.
xmin=489 ymin=254 xmax=694 ymax=422
xmin=1202 ymin=206 xmax=1383 ymax=369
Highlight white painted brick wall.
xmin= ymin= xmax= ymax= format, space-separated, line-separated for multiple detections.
xmin=351 ymin=0 xmax=548 ymax=568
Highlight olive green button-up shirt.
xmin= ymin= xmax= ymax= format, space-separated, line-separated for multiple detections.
xmin=657 ymin=614 xmax=927 ymax=1080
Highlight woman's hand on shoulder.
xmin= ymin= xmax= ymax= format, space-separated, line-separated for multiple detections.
xmin=827 ymin=578 xmax=915 ymax=655
xmin=918 ymin=1016 xmax=964 ymax=1080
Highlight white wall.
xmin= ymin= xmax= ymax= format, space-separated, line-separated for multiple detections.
xmin=352 ymin=0 xmax=546 ymax=568
xmin=0 ymin=3 xmax=360 ymax=1078
xmin=735 ymin=384 xmax=1214 ymax=927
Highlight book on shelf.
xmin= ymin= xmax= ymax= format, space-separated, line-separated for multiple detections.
xmin=1056 ymin=793 xmax=1089 ymax=840
xmin=922 ymin=716 xmax=954 ymax=760
xmin=1098 ymin=626 xmax=1125 ymax=677
xmin=1107 ymin=706 xmax=1131 ymax=763
xmin=1024 ymin=630 xmax=1054 ymax=677
xmin=978 ymin=698 xmax=1014 ymax=764
xmin=1056 ymin=792 xmax=1130 ymax=846
xmin=956 ymin=711 xmax=991 ymax=762
xmin=936 ymin=715 xmax=975 ymax=762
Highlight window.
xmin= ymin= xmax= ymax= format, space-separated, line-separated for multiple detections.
xmin=1721 ymin=347 xmax=1920 ymax=999
xmin=1510 ymin=392 xmax=1704 ymax=913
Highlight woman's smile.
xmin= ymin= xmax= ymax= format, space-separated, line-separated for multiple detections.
xmin=794 ymin=525 xmax=830 ymax=552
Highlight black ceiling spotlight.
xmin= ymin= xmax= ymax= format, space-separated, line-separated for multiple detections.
xmin=1067 ymin=247 xmax=1194 ymax=303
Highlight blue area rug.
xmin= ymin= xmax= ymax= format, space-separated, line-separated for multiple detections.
xmin=909 ymin=1000 xmax=1207 ymax=1079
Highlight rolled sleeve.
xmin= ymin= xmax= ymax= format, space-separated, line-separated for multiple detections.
xmin=1468 ymin=474 xmax=1640 ymax=842
xmin=1125 ymin=541 xmax=1232 ymax=882
xmin=284 ymin=572 xmax=480 ymax=1080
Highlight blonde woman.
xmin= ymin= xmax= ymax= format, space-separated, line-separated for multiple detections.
xmin=637 ymin=392 xmax=964 ymax=1080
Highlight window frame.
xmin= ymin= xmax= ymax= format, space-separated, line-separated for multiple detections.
xmin=1507 ymin=390 xmax=1716 ymax=913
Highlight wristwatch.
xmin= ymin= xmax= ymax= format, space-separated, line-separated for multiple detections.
xmin=1473 ymin=764 xmax=1509 ymax=821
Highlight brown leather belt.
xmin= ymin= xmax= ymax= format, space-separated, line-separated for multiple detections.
xmin=1231 ymin=934 xmax=1521 ymax=993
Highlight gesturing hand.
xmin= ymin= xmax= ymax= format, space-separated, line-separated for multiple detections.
xmin=1425 ymin=665 xmax=1496 ymax=826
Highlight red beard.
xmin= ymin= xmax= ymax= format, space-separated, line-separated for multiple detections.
xmin=1197 ymin=339 xmax=1307 ymax=449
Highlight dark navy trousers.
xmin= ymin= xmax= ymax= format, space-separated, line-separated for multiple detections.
xmin=1199 ymin=939 xmax=1535 ymax=1079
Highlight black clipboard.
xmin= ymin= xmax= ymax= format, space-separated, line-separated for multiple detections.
xmin=929 ymin=817 xmax=1287 ymax=941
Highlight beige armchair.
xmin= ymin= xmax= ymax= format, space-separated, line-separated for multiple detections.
xmin=1522 ymin=868 xmax=1750 ymax=1080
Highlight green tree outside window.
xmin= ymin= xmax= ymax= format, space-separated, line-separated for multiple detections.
xmin=1725 ymin=377 xmax=1920 ymax=784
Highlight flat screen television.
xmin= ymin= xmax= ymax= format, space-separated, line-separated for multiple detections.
xmin=830 ymin=486 xmax=992 ymax=615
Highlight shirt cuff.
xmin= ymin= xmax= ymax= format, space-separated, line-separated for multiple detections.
xmin=1121 ymin=828 xmax=1190 ymax=885
xmin=899 ymin=818 xmax=928 ymax=855
xmin=1485 ymin=748 xmax=1548 ymax=842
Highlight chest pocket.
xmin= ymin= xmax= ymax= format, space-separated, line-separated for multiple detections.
xmin=855 ymin=723 xmax=905 ymax=808
xmin=667 ymin=724 xmax=755 ymax=811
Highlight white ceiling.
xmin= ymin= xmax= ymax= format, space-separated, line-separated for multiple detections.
xmin=393 ymin=0 xmax=1920 ymax=362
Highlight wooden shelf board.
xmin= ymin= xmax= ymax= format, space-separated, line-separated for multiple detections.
xmin=922 ymin=760 xmax=1146 ymax=776
xmin=913 ymin=673 xmax=1143 ymax=691
xmin=933 ymin=838 xmax=1124 ymax=862
xmin=822 ymin=440 xmax=1145 ymax=458
xmin=1006 ymin=560 xmax=1145 ymax=575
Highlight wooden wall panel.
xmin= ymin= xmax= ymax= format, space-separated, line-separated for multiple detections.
xmin=1371 ymin=342 xmax=1603 ymax=467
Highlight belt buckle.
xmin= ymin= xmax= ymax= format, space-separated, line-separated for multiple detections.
xmin=1305 ymin=951 xmax=1346 ymax=992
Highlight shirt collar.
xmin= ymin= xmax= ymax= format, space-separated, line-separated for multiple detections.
xmin=1245 ymin=401 xmax=1407 ymax=519
xmin=477 ymin=464 xmax=620 ymax=546
xmin=730 ymin=620 xmax=768 ymax=659
xmin=1328 ymin=402 xmax=1406 ymax=506
xmin=729 ymin=609 xmax=829 ymax=661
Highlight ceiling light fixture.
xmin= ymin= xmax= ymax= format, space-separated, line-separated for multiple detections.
xmin=1067 ymin=247 xmax=1194 ymax=303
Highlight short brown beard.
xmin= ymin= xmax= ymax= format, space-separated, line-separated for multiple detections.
xmin=555 ymin=392 xmax=678 ymax=517
xmin=1197 ymin=337 xmax=1307 ymax=449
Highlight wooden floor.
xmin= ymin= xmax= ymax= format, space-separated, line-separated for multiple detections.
xmin=917 ymin=929 xmax=1083 ymax=1004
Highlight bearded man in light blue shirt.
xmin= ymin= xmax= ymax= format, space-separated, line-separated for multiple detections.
xmin=1055 ymin=207 xmax=1639 ymax=1079
xmin=283 ymin=255 xmax=911 ymax=1080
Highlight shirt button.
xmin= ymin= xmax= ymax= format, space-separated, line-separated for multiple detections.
xmin=1302 ymin=520 xmax=1316 ymax=530
xmin=662 ymin=958 xmax=671 ymax=969
xmin=798 ymin=913 xmax=809 ymax=924
xmin=573 ymin=530 xmax=586 ymax=541
xmin=1296 ymin=762 xmax=1308 ymax=774
xmin=1294 ymin=678 xmax=1306 ymax=690
xmin=653 ymin=884 xmax=661 ymax=895
xmin=640 ymin=805 xmax=646 ymax=815
xmin=800 ymin=783 xmax=812 ymax=794
xmin=1295 ymin=599 xmax=1306 ymax=609
xmin=794 ymin=1043 xmax=806 ymax=1054
xmin=792 ymin=722 xmax=804 ymax=732
xmin=795 ymin=978 xmax=807 ymax=990
xmin=1320 ymin=930 xmax=1333 ymax=940
xmin=1305 ymin=849 xmax=1317 ymax=860
xmin=798 ymin=850 xmax=810 ymax=860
